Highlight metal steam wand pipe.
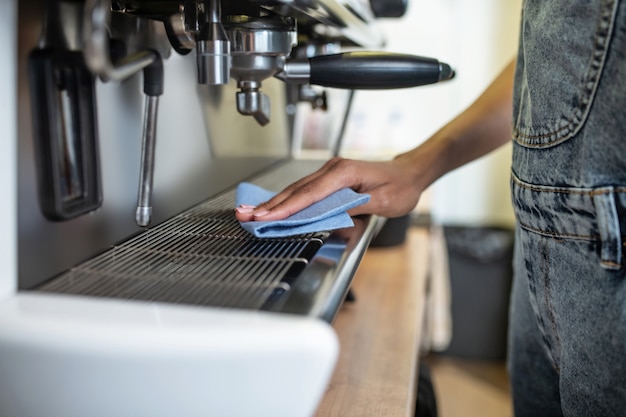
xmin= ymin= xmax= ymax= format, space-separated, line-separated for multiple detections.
xmin=135 ymin=53 xmax=163 ymax=227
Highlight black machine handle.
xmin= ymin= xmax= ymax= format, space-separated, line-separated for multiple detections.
xmin=369 ymin=0 xmax=409 ymax=18
xmin=308 ymin=52 xmax=454 ymax=90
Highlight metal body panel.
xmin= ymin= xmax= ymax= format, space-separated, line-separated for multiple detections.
xmin=2 ymin=1 xmax=391 ymax=416
xmin=34 ymin=159 xmax=383 ymax=321
xmin=17 ymin=1 xmax=291 ymax=290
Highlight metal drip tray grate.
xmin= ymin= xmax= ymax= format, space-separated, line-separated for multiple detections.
xmin=37 ymin=162 xmax=332 ymax=312
xmin=36 ymin=159 xmax=380 ymax=320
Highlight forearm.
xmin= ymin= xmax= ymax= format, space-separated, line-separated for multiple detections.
xmin=235 ymin=60 xmax=517 ymax=221
xmin=395 ymin=59 xmax=515 ymax=191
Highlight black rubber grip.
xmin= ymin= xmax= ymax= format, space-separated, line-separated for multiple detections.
xmin=143 ymin=51 xmax=164 ymax=97
xmin=309 ymin=52 xmax=454 ymax=90
xmin=369 ymin=0 xmax=408 ymax=18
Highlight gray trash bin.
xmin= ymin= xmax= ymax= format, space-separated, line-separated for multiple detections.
xmin=441 ymin=226 xmax=514 ymax=361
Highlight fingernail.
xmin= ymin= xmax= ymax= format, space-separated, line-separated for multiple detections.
xmin=253 ymin=209 xmax=269 ymax=218
xmin=236 ymin=206 xmax=254 ymax=214
xmin=239 ymin=204 xmax=256 ymax=209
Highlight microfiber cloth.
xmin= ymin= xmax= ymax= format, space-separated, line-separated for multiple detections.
xmin=235 ymin=182 xmax=370 ymax=238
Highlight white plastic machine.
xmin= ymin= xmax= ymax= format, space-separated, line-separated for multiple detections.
xmin=0 ymin=1 xmax=453 ymax=416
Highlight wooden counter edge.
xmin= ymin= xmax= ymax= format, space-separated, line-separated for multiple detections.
xmin=314 ymin=227 xmax=431 ymax=417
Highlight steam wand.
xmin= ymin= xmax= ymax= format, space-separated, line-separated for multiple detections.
xmin=83 ymin=0 xmax=164 ymax=226
xmin=135 ymin=54 xmax=164 ymax=227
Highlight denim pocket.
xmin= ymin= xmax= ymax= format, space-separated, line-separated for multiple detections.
xmin=512 ymin=0 xmax=620 ymax=148
xmin=510 ymin=171 xmax=625 ymax=270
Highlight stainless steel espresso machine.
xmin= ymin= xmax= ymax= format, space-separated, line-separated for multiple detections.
xmin=0 ymin=1 xmax=453 ymax=416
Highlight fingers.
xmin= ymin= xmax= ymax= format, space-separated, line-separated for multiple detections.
xmin=235 ymin=158 xmax=351 ymax=222
xmin=234 ymin=204 xmax=257 ymax=222
xmin=234 ymin=157 xmax=422 ymax=222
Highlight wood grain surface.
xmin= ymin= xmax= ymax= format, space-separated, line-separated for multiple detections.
xmin=315 ymin=227 xmax=430 ymax=417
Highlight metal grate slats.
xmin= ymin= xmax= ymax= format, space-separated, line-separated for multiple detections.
xmin=37 ymin=161 xmax=331 ymax=311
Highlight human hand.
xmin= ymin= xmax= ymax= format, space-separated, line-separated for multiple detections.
xmin=234 ymin=156 xmax=425 ymax=222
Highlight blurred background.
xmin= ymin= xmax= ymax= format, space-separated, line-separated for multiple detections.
xmin=296 ymin=0 xmax=522 ymax=229
xmin=295 ymin=1 xmax=523 ymax=416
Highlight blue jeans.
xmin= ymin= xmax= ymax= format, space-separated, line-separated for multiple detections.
xmin=508 ymin=0 xmax=626 ymax=415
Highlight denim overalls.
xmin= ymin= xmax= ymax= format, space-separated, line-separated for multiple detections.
xmin=508 ymin=0 xmax=626 ymax=415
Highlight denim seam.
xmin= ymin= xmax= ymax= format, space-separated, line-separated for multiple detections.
xmin=511 ymin=174 xmax=626 ymax=195
xmin=517 ymin=226 xmax=626 ymax=268
xmin=538 ymin=238 xmax=561 ymax=373
xmin=518 ymin=222 xmax=598 ymax=241
xmin=513 ymin=0 xmax=619 ymax=148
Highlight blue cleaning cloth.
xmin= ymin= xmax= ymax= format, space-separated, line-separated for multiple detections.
xmin=235 ymin=182 xmax=370 ymax=238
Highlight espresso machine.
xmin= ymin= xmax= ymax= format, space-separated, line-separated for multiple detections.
xmin=0 ymin=0 xmax=453 ymax=416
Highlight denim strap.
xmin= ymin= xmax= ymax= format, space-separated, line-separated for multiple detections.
xmin=593 ymin=188 xmax=622 ymax=270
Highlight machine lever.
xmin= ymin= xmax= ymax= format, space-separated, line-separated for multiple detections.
xmin=277 ymin=51 xmax=455 ymax=89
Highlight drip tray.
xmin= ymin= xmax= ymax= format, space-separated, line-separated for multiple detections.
xmin=36 ymin=159 xmax=381 ymax=322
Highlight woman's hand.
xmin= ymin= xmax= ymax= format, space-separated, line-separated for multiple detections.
xmin=234 ymin=156 xmax=425 ymax=222
xmin=235 ymin=60 xmax=517 ymax=224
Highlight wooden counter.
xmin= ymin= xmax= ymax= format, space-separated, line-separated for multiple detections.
xmin=315 ymin=227 xmax=431 ymax=417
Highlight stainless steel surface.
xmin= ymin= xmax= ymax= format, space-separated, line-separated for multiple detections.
xmin=225 ymin=17 xmax=297 ymax=55
xmin=225 ymin=15 xmax=297 ymax=124
xmin=273 ymin=215 xmax=382 ymax=322
xmin=135 ymin=95 xmax=159 ymax=227
xmin=196 ymin=37 xmax=231 ymax=85
xmin=18 ymin=0 xmax=290 ymax=290
xmin=198 ymin=78 xmax=291 ymax=157
xmin=36 ymin=159 xmax=382 ymax=321
xmin=83 ymin=0 xmax=158 ymax=81
xmin=276 ymin=60 xmax=311 ymax=83
xmin=196 ymin=0 xmax=231 ymax=85
xmin=18 ymin=0 xmax=397 ymax=307
xmin=258 ymin=0 xmax=385 ymax=48
xmin=236 ymin=85 xmax=272 ymax=125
